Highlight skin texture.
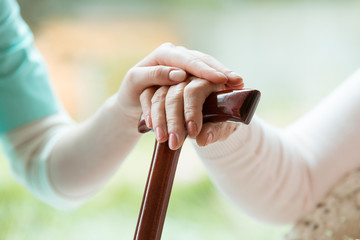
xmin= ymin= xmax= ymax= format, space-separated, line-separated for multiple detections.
xmin=140 ymin=77 xmax=242 ymax=150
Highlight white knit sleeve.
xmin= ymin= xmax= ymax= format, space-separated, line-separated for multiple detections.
xmin=193 ymin=69 xmax=360 ymax=225
xmin=0 ymin=112 xmax=86 ymax=210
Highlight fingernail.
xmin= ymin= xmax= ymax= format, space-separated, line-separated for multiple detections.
xmin=229 ymin=71 xmax=242 ymax=80
xmin=169 ymin=133 xmax=179 ymax=149
xmin=187 ymin=120 xmax=197 ymax=137
xmin=215 ymin=71 xmax=228 ymax=81
xmin=155 ymin=126 xmax=166 ymax=141
xmin=205 ymin=132 xmax=214 ymax=146
xmin=145 ymin=115 xmax=152 ymax=128
xmin=169 ymin=69 xmax=186 ymax=82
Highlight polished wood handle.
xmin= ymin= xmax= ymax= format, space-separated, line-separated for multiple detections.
xmin=134 ymin=89 xmax=260 ymax=240
xmin=137 ymin=89 xmax=260 ymax=133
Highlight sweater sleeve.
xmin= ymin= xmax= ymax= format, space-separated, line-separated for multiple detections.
xmin=1 ymin=113 xmax=85 ymax=210
xmin=193 ymin=69 xmax=360 ymax=225
xmin=0 ymin=113 xmax=88 ymax=210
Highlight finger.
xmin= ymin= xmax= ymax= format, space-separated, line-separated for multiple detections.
xmin=138 ymin=43 xmax=229 ymax=84
xmin=183 ymin=78 xmax=223 ymax=138
xmin=165 ymin=81 xmax=188 ymax=150
xmin=140 ymin=87 xmax=157 ymax=128
xmin=151 ymin=86 xmax=169 ymax=143
xmin=125 ymin=65 xmax=187 ymax=96
xmin=196 ymin=122 xmax=239 ymax=147
xmin=188 ymin=49 xmax=244 ymax=89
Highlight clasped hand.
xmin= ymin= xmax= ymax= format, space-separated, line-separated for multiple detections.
xmin=122 ymin=43 xmax=245 ymax=150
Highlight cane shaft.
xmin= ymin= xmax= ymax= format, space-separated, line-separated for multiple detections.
xmin=134 ymin=141 xmax=182 ymax=240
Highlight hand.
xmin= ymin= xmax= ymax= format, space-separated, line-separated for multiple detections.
xmin=116 ymin=42 xmax=243 ymax=123
xmin=140 ymin=77 xmax=241 ymax=150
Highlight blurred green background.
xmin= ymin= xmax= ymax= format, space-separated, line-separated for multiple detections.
xmin=1 ymin=0 xmax=360 ymax=239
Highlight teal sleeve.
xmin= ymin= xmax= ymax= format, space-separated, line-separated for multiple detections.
xmin=0 ymin=0 xmax=61 ymax=134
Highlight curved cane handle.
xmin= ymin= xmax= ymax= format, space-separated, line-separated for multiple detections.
xmin=138 ymin=89 xmax=261 ymax=133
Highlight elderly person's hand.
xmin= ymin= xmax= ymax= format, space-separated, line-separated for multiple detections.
xmin=140 ymin=77 xmax=242 ymax=150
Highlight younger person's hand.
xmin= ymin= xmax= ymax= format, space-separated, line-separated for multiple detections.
xmin=116 ymin=43 xmax=243 ymax=125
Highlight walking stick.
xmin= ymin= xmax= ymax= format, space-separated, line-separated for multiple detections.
xmin=134 ymin=89 xmax=261 ymax=240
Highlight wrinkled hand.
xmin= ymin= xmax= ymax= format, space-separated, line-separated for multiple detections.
xmin=116 ymin=43 xmax=243 ymax=122
xmin=140 ymin=78 xmax=241 ymax=150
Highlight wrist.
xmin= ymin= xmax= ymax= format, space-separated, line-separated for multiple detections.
xmin=104 ymin=94 xmax=141 ymax=137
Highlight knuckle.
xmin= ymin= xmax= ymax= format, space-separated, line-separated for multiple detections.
xmin=184 ymin=107 xmax=198 ymax=119
xmin=166 ymin=117 xmax=177 ymax=125
xmin=140 ymin=87 xmax=153 ymax=98
xmin=187 ymin=57 xmax=202 ymax=67
xmin=199 ymin=67 xmax=211 ymax=78
xmin=173 ymin=83 xmax=186 ymax=95
xmin=125 ymin=67 xmax=137 ymax=81
xmin=150 ymin=108 xmax=161 ymax=120
xmin=201 ymin=53 xmax=213 ymax=62
xmin=151 ymin=88 xmax=167 ymax=104
xmin=151 ymin=114 xmax=162 ymax=123
xmin=153 ymin=42 xmax=175 ymax=56
xmin=139 ymin=92 xmax=148 ymax=104
xmin=165 ymin=95 xmax=181 ymax=106
xmin=184 ymin=84 xmax=198 ymax=96
xmin=160 ymin=42 xmax=175 ymax=49
xmin=149 ymin=66 xmax=165 ymax=80
xmin=166 ymin=117 xmax=181 ymax=129
xmin=166 ymin=85 xmax=185 ymax=103
xmin=184 ymin=80 xmax=210 ymax=97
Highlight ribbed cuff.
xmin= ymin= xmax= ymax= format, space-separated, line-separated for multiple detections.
xmin=2 ymin=112 xmax=87 ymax=210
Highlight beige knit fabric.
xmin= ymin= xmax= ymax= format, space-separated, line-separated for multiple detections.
xmin=283 ymin=169 xmax=360 ymax=240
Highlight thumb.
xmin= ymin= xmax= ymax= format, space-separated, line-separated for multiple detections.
xmin=196 ymin=122 xmax=239 ymax=147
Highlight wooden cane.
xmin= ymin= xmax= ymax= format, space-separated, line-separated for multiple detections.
xmin=134 ymin=89 xmax=261 ymax=240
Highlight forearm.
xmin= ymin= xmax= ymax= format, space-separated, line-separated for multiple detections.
xmin=48 ymin=95 xmax=141 ymax=199
xmin=193 ymin=117 xmax=313 ymax=224
xmin=1 ymin=112 xmax=77 ymax=209
xmin=2 ymin=95 xmax=141 ymax=209
xmin=194 ymin=70 xmax=360 ymax=224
